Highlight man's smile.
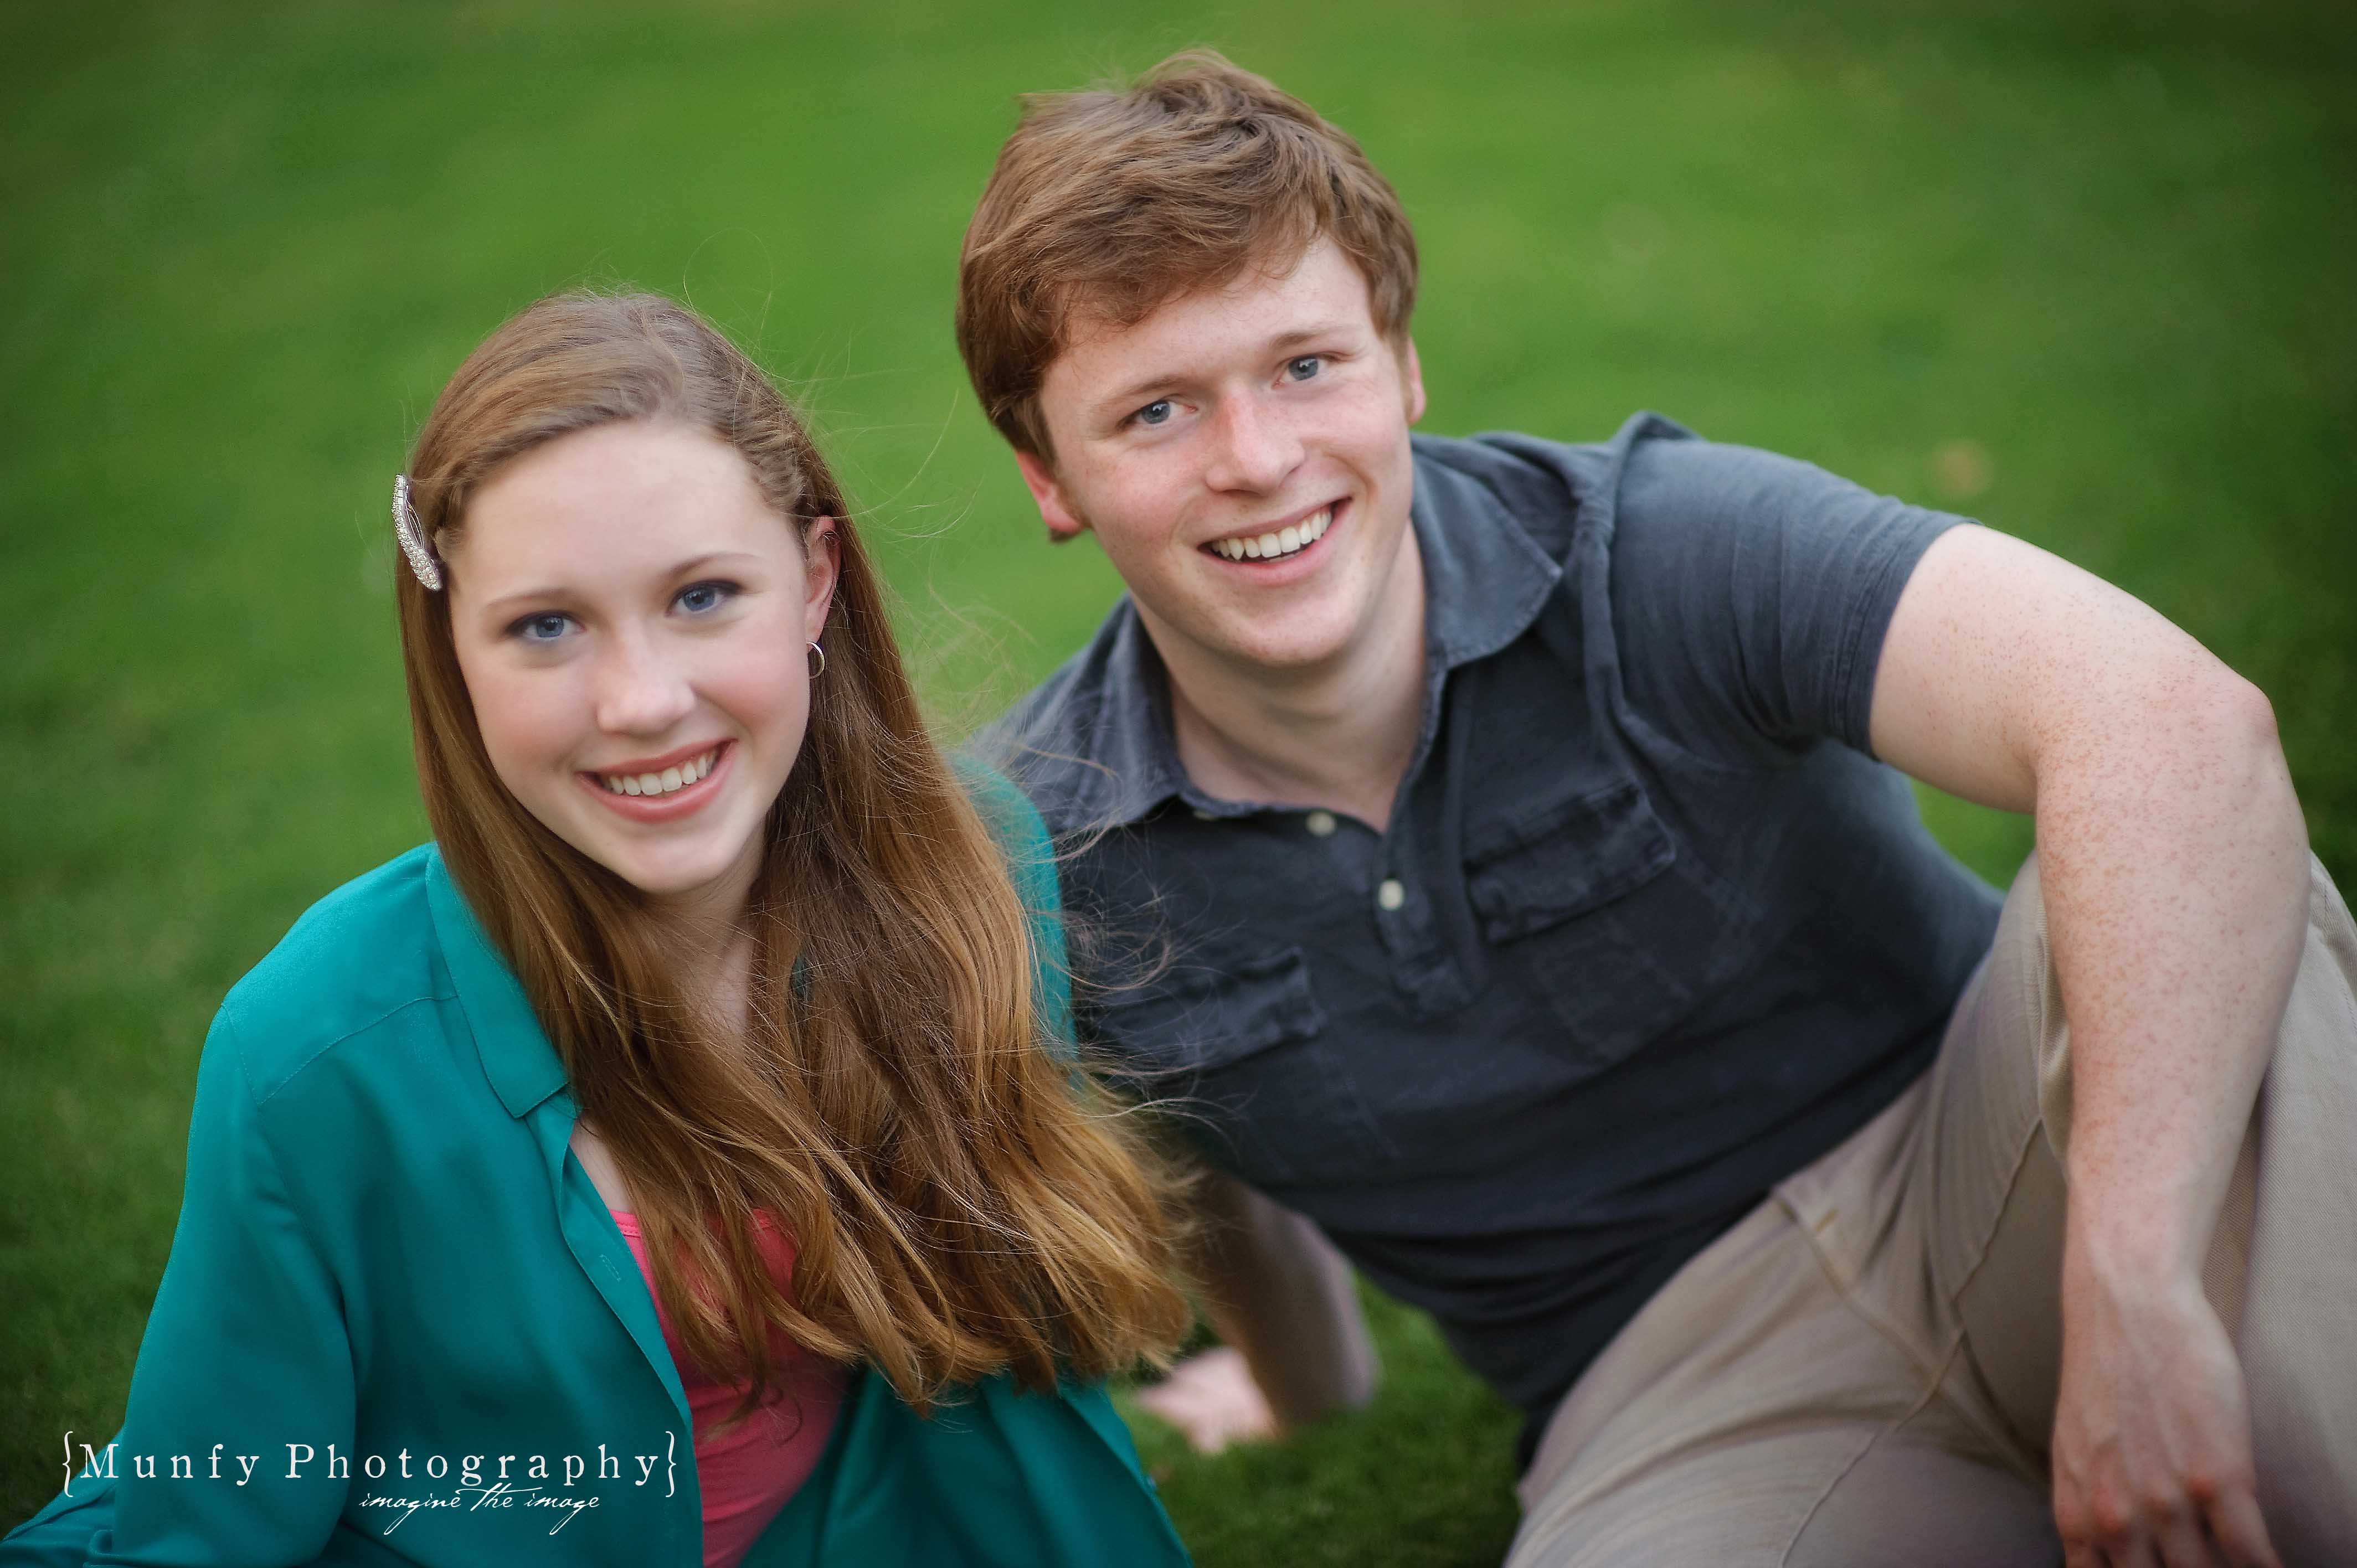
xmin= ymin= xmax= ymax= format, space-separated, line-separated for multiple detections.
xmin=1200 ymin=499 xmax=1344 ymax=563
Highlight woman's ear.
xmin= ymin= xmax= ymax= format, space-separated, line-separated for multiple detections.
xmin=801 ymin=515 xmax=842 ymax=641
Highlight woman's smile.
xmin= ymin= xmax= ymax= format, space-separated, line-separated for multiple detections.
xmin=578 ymin=737 xmax=735 ymax=821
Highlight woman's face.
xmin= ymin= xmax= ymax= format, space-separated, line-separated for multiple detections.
xmin=447 ymin=420 xmax=838 ymax=920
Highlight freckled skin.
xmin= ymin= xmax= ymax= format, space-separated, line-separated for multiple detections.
xmin=1873 ymin=525 xmax=2305 ymax=1567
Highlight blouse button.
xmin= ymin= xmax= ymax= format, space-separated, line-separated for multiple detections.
xmin=1377 ymin=878 xmax=1406 ymax=912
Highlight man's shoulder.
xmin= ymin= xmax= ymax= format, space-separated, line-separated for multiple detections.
xmin=972 ymin=600 xmax=1165 ymax=837
xmin=1421 ymin=415 xmax=1904 ymax=564
xmin=1411 ymin=414 xmax=1716 ymax=556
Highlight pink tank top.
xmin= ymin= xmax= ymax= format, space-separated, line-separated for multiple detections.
xmin=611 ymin=1211 xmax=848 ymax=1568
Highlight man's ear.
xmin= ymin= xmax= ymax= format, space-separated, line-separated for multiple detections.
xmin=1401 ymin=336 xmax=1428 ymax=426
xmin=1014 ymin=448 xmax=1089 ymax=543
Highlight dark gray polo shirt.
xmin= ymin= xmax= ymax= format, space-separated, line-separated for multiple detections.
xmin=981 ymin=412 xmax=2003 ymax=1448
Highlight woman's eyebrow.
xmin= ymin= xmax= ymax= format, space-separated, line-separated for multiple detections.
xmin=475 ymin=551 xmax=768 ymax=618
xmin=661 ymin=550 xmax=765 ymax=580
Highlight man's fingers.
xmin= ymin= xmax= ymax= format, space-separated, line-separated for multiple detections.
xmin=1135 ymin=1346 xmax=1279 ymax=1456
xmin=2150 ymin=1508 xmax=2216 ymax=1568
xmin=2204 ymin=1490 xmax=2281 ymax=1568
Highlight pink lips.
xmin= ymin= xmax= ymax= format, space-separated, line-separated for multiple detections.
xmin=577 ymin=739 xmax=734 ymax=823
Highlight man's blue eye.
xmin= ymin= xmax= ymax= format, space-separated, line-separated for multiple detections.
xmin=1286 ymin=356 xmax=1322 ymax=381
xmin=1134 ymin=399 xmax=1173 ymax=427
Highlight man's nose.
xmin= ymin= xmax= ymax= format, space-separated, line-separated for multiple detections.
xmin=1203 ymin=391 xmax=1304 ymax=494
xmin=591 ymin=632 xmax=697 ymax=737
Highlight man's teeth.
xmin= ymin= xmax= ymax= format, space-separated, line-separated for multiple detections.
xmin=598 ymin=749 xmax=718 ymax=797
xmin=1210 ymin=507 xmax=1331 ymax=562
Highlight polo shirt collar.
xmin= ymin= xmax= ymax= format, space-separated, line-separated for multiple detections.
xmin=1045 ymin=438 xmax=1564 ymax=831
xmin=425 ymin=847 xmax=569 ymax=1119
xmin=1412 ymin=435 xmax=1565 ymax=668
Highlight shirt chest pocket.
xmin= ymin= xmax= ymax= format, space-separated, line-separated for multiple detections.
xmin=1090 ymin=948 xmax=1390 ymax=1187
xmin=1464 ymin=777 xmax=1763 ymax=1072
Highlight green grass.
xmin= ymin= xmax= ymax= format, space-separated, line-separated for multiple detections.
xmin=3 ymin=0 xmax=2351 ymax=1558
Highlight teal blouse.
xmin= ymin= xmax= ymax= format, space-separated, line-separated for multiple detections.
xmin=3 ymin=787 xmax=1190 ymax=1566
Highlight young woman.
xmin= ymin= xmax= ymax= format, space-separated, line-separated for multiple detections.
xmin=4 ymin=293 xmax=1193 ymax=1567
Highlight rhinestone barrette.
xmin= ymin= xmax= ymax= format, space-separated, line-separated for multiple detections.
xmin=392 ymin=474 xmax=443 ymax=591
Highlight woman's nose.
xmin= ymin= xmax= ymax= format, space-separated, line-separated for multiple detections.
xmin=591 ymin=633 xmax=697 ymax=736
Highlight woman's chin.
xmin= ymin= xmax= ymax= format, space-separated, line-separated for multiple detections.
xmin=562 ymin=826 xmax=765 ymax=912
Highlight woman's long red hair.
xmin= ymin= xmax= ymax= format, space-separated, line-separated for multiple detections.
xmin=395 ymin=291 xmax=1187 ymax=1410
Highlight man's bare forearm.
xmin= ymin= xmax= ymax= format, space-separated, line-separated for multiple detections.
xmin=2034 ymin=671 xmax=2308 ymax=1280
xmin=1185 ymin=1169 xmax=1379 ymax=1426
xmin=1871 ymin=526 xmax=2310 ymax=1274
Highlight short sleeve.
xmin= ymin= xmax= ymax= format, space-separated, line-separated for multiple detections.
xmin=29 ymin=1007 xmax=361 ymax=1565
xmin=1605 ymin=436 xmax=1968 ymax=764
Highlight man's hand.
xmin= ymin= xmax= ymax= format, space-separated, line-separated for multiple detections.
xmin=1135 ymin=1346 xmax=1280 ymax=1454
xmin=2053 ymin=1240 xmax=2280 ymax=1568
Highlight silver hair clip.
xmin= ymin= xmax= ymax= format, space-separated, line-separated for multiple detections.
xmin=392 ymin=474 xmax=443 ymax=591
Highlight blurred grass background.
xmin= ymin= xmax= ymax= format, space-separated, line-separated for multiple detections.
xmin=4 ymin=0 xmax=2350 ymax=1557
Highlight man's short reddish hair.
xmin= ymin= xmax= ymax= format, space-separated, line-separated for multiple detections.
xmin=956 ymin=50 xmax=1419 ymax=460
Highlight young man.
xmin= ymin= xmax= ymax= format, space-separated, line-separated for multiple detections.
xmin=959 ymin=53 xmax=2356 ymax=1567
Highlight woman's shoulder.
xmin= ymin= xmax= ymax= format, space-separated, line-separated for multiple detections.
xmin=214 ymin=844 xmax=455 ymax=1101
xmin=952 ymin=755 xmax=1058 ymax=914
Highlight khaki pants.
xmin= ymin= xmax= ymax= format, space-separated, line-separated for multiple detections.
xmin=1506 ymin=855 xmax=2357 ymax=1567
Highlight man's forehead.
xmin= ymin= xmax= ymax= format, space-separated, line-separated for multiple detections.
xmin=1048 ymin=239 xmax=1376 ymax=394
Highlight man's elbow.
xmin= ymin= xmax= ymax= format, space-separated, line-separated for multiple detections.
xmin=2210 ymin=669 xmax=2279 ymax=759
xmin=2186 ymin=666 xmax=2304 ymax=844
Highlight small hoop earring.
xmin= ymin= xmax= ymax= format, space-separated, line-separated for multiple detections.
xmin=807 ymin=641 xmax=827 ymax=678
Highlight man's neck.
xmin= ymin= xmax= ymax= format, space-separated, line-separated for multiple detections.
xmin=1152 ymin=535 xmax=1428 ymax=832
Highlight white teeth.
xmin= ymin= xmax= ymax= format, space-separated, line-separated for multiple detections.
xmin=599 ymin=749 xmax=717 ymax=796
xmin=1208 ymin=507 xmax=1335 ymax=563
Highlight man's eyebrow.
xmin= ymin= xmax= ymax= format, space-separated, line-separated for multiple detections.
xmin=1089 ymin=321 xmax=1362 ymax=419
xmin=475 ymin=551 xmax=764 ymax=618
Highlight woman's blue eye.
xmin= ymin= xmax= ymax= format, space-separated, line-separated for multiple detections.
xmin=1286 ymin=355 xmax=1322 ymax=381
xmin=675 ymin=580 xmax=736 ymax=615
xmin=1133 ymin=399 xmax=1174 ymax=428
xmin=515 ymin=612 xmax=571 ymax=643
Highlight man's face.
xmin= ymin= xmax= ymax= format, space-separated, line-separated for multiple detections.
xmin=1017 ymin=238 xmax=1427 ymax=677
